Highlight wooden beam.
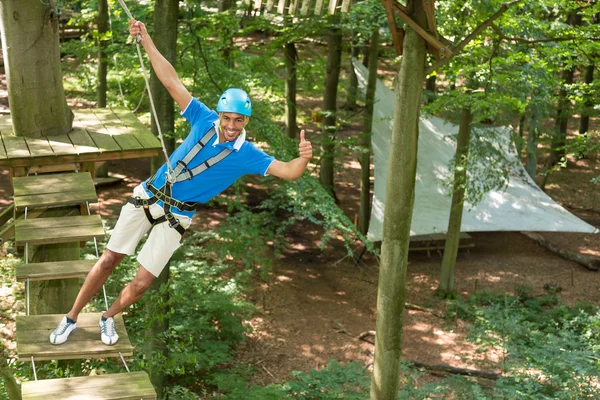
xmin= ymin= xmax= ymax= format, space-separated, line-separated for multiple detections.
xmin=0 ymin=203 xmax=14 ymax=227
xmin=266 ymin=0 xmax=276 ymax=12
xmin=392 ymin=2 xmax=452 ymax=58
xmin=382 ymin=0 xmax=402 ymax=55
xmin=328 ymin=0 xmax=338 ymax=15
xmin=300 ymin=0 xmax=312 ymax=15
xmin=340 ymin=0 xmax=351 ymax=13
xmin=423 ymin=0 xmax=437 ymax=37
xmin=277 ymin=0 xmax=288 ymax=14
xmin=314 ymin=0 xmax=324 ymax=15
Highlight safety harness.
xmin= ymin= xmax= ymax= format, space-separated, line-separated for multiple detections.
xmin=128 ymin=127 xmax=233 ymax=236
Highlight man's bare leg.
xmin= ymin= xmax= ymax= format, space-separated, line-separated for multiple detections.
xmin=103 ymin=265 xmax=155 ymax=318
xmin=66 ymin=249 xmax=126 ymax=322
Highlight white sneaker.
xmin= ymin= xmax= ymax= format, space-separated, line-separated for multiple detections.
xmin=49 ymin=316 xmax=76 ymax=345
xmin=99 ymin=316 xmax=119 ymax=345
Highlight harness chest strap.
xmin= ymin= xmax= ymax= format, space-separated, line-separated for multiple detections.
xmin=129 ymin=126 xmax=234 ymax=235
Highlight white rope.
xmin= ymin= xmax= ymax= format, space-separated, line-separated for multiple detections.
xmin=31 ymin=357 xmax=38 ymax=381
xmin=116 ymin=0 xmax=174 ymax=179
xmin=119 ymin=352 xmax=131 ymax=372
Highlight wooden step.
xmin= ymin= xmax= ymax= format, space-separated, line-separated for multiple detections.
xmin=17 ymin=313 xmax=133 ymax=361
xmin=15 ymin=259 xmax=96 ymax=281
xmin=22 ymin=371 xmax=156 ymax=399
xmin=14 ymin=215 xmax=104 ymax=246
xmin=13 ymin=172 xmax=98 ymax=211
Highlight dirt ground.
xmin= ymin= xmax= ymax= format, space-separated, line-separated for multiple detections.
xmin=1 ymin=75 xmax=599 ymax=388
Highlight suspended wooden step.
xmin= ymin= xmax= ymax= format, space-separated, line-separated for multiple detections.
xmin=22 ymin=371 xmax=156 ymax=399
xmin=14 ymin=215 xmax=104 ymax=246
xmin=12 ymin=172 xmax=97 ymax=211
xmin=15 ymin=259 xmax=95 ymax=281
xmin=17 ymin=313 xmax=133 ymax=361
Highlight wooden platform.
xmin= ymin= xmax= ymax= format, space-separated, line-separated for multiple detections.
xmin=0 ymin=108 xmax=161 ymax=168
xmin=410 ymin=232 xmax=474 ymax=256
xmin=13 ymin=172 xmax=97 ymax=211
xmin=17 ymin=313 xmax=134 ymax=361
xmin=14 ymin=215 xmax=104 ymax=246
xmin=15 ymin=259 xmax=95 ymax=281
xmin=22 ymin=371 xmax=156 ymax=400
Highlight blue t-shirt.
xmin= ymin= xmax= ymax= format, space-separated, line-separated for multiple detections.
xmin=142 ymin=98 xmax=275 ymax=218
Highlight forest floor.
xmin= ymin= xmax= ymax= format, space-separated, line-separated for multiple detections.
xmin=1 ymin=72 xmax=600 ymax=388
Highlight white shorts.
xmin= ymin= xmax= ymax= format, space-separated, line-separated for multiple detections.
xmin=107 ymin=185 xmax=192 ymax=277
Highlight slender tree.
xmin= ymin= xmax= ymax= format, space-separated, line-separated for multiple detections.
xmin=284 ymin=13 xmax=298 ymax=139
xmin=370 ymin=2 xmax=427 ymax=398
xmin=319 ymin=19 xmax=342 ymax=199
xmin=358 ymin=28 xmax=379 ymax=235
xmin=97 ymin=0 xmax=109 ymax=108
xmin=436 ymin=105 xmax=473 ymax=299
xmin=146 ymin=0 xmax=179 ymax=396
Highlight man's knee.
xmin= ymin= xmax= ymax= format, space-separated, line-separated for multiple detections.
xmin=130 ymin=273 xmax=154 ymax=297
xmin=99 ymin=250 xmax=125 ymax=273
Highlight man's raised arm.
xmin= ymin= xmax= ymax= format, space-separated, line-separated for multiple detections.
xmin=128 ymin=20 xmax=192 ymax=111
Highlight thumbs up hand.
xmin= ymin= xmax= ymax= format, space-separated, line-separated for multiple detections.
xmin=298 ymin=130 xmax=312 ymax=160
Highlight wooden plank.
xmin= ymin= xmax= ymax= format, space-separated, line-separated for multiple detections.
xmin=290 ymin=0 xmax=301 ymax=14
xmin=340 ymin=0 xmax=351 ymax=13
xmin=88 ymin=131 xmax=122 ymax=152
xmin=424 ymin=0 xmax=437 ymax=36
xmin=266 ymin=0 xmax=276 ymax=12
xmin=15 ymin=259 xmax=95 ymax=281
xmin=277 ymin=0 xmax=288 ymax=14
xmin=46 ymin=134 xmax=77 ymax=156
xmin=15 ymin=215 xmax=105 ymax=245
xmin=13 ymin=172 xmax=95 ymax=197
xmin=2 ymin=135 xmax=31 ymax=159
xmin=300 ymin=0 xmax=312 ymax=16
xmin=15 ymin=190 xmax=98 ymax=210
xmin=110 ymin=133 xmax=145 ymax=151
xmin=16 ymin=313 xmax=133 ymax=361
xmin=0 ymin=131 xmax=8 ymax=160
xmin=133 ymin=133 xmax=161 ymax=149
xmin=24 ymin=137 xmax=54 ymax=157
xmin=0 ymin=148 xmax=159 ymax=168
xmin=22 ymin=371 xmax=156 ymax=400
xmin=68 ymin=128 xmax=100 ymax=154
xmin=314 ymin=0 xmax=324 ymax=15
xmin=328 ymin=0 xmax=337 ymax=15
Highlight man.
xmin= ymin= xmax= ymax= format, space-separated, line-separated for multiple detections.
xmin=49 ymin=20 xmax=312 ymax=346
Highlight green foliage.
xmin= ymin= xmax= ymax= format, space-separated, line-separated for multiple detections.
xmin=452 ymin=291 xmax=600 ymax=399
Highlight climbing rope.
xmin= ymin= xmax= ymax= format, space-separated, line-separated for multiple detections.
xmin=115 ymin=0 xmax=175 ymax=181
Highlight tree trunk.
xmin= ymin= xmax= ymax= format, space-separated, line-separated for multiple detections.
xmin=150 ymin=0 xmax=178 ymax=174
xmin=146 ymin=268 xmax=170 ymax=399
xmin=147 ymin=1 xmax=178 ymax=396
xmin=1 ymin=353 xmax=21 ymax=399
xmin=345 ymin=35 xmax=361 ymax=111
xmin=319 ymin=22 xmax=342 ymax=199
xmin=219 ymin=0 xmax=235 ymax=68
xmin=540 ymin=67 xmax=574 ymax=190
xmin=525 ymin=107 xmax=539 ymax=180
xmin=370 ymin=1 xmax=427 ymax=398
xmin=425 ymin=74 xmax=436 ymax=104
xmin=436 ymin=106 xmax=472 ymax=299
xmin=97 ymin=0 xmax=109 ymax=108
xmin=29 ymin=207 xmax=81 ymax=314
xmin=579 ymin=64 xmax=594 ymax=135
xmin=0 ymin=0 xmax=73 ymax=136
xmin=358 ymin=28 xmax=379 ymax=235
xmin=284 ymin=35 xmax=298 ymax=139
xmin=1 ymin=0 xmax=80 ymax=314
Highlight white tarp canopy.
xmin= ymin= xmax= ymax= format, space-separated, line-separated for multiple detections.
xmin=353 ymin=60 xmax=599 ymax=240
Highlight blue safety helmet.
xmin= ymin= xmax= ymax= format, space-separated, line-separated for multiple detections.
xmin=216 ymin=88 xmax=252 ymax=117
